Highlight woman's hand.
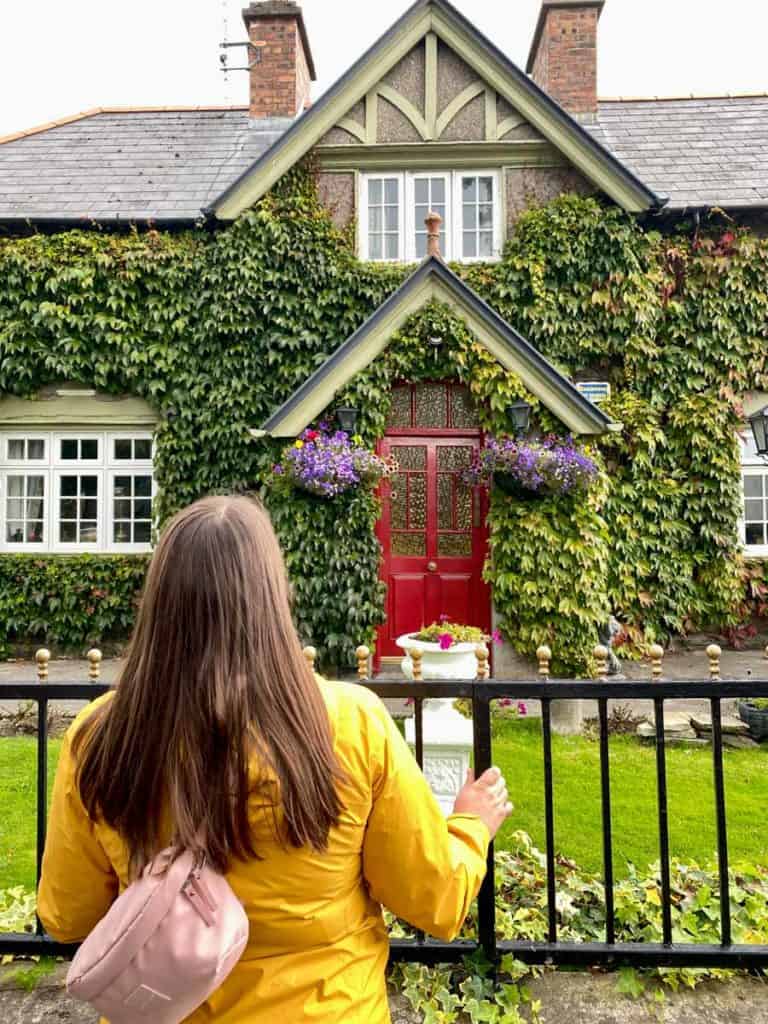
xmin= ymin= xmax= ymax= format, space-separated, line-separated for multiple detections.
xmin=452 ymin=766 xmax=512 ymax=840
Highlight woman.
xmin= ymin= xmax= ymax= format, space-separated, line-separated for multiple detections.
xmin=38 ymin=495 xmax=512 ymax=1023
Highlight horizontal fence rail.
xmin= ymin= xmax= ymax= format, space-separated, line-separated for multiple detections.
xmin=1 ymin=668 xmax=768 ymax=970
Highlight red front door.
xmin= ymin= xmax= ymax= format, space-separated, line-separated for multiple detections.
xmin=377 ymin=434 xmax=490 ymax=660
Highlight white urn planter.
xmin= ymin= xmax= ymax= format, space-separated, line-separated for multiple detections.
xmin=396 ymin=633 xmax=476 ymax=815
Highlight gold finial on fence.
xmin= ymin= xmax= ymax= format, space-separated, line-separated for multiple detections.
xmin=593 ymin=644 xmax=609 ymax=679
xmin=649 ymin=643 xmax=664 ymax=681
xmin=356 ymin=645 xmax=370 ymax=680
xmin=706 ymin=643 xmax=722 ymax=681
xmin=536 ymin=645 xmax=551 ymax=679
xmin=87 ymin=648 xmax=102 ymax=681
xmin=409 ymin=648 xmax=423 ymax=681
xmin=35 ymin=648 xmax=50 ymax=682
xmin=302 ymin=646 xmax=316 ymax=671
xmin=475 ymin=644 xmax=489 ymax=680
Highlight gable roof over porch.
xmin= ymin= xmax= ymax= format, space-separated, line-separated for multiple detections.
xmin=258 ymin=256 xmax=618 ymax=438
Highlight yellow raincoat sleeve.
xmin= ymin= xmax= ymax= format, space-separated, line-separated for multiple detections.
xmin=361 ymin=693 xmax=490 ymax=942
xmin=37 ymin=719 xmax=119 ymax=943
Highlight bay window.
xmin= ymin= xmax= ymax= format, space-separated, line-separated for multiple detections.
xmin=0 ymin=431 xmax=154 ymax=553
xmin=360 ymin=170 xmax=502 ymax=263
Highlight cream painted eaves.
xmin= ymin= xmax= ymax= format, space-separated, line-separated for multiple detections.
xmin=212 ymin=0 xmax=660 ymax=220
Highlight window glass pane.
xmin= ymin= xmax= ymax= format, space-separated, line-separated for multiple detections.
xmin=134 ymin=439 xmax=152 ymax=460
xmin=368 ymin=179 xmax=382 ymax=204
xmin=414 ymin=179 xmax=428 ymax=204
xmin=746 ymin=522 xmax=766 ymax=545
xmin=478 ymin=205 xmax=493 ymax=229
xmin=7 ymin=500 xmax=23 ymax=519
xmin=27 ymin=439 xmax=44 ymax=460
xmin=134 ymin=499 xmax=152 ymax=519
xmin=369 ymin=207 xmax=383 ymax=233
xmin=463 ymin=205 xmax=477 ymax=229
xmin=134 ymin=522 xmax=152 ymax=544
xmin=384 ymin=206 xmax=398 ymax=231
xmin=744 ymin=475 xmax=763 ymax=497
xmin=745 ymin=498 xmax=763 ymax=521
xmin=27 ymin=475 xmax=44 ymax=496
xmin=369 ymin=235 xmax=383 ymax=260
xmin=60 ymin=499 xmax=77 ymax=519
xmin=114 ymin=439 xmax=133 ymax=460
xmin=415 ymin=234 xmax=427 ymax=258
xmin=80 ymin=499 xmax=98 ymax=520
xmin=134 ymin=476 xmax=152 ymax=497
xmin=60 ymin=476 xmax=78 ymax=497
xmin=8 ymin=439 xmax=25 ymax=459
xmin=414 ymin=203 xmax=428 ymax=227
xmin=79 ymin=523 xmax=98 ymax=543
xmin=462 ymin=177 xmax=477 ymax=202
xmin=384 ymin=179 xmax=398 ymax=204
xmin=114 ymin=499 xmax=132 ymax=519
xmin=26 ymin=499 xmax=43 ymax=519
xmin=478 ymin=177 xmax=493 ymax=203
xmin=28 ymin=521 xmax=43 ymax=543
xmin=81 ymin=475 xmax=98 ymax=496
xmin=113 ymin=521 xmax=131 ymax=543
xmin=114 ymin=476 xmax=132 ymax=497
xmin=61 ymin=439 xmax=78 ymax=460
xmin=384 ymin=234 xmax=398 ymax=260
xmin=7 ymin=476 xmax=24 ymax=497
xmin=6 ymin=522 xmax=24 ymax=543
xmin=59 ymin=521 xmax=77 ymax=543
xmin=479 ymin=232 xmax=493 ymax=258
xmin=463 ymin=232 xmax=477 ymax=258
xmin=432 ymin=178 xmax=445 ymax=204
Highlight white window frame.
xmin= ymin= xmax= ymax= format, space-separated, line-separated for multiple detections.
xmin=52 ymin=468 xmax=102 ymax=552
xmin=360 ymin=170 xmax=502 ymax=264
xmin=359 ymin=173 xmax=405 ymax=263
xmin=739 ymin=429 xmax=768 ymax=556
xmin=0 ymin=430 xmax=155 ymax=554
xmin=2 ymin=470 xmax=48 ymax=551
xmin=406 ymin=170 xmax=452 ymax=262
xmin=452 ymin=169 xmax=503 ymax=263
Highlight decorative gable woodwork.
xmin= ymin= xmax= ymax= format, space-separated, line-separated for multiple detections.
xmin=318 ymin=34 xmax=542 ymax=147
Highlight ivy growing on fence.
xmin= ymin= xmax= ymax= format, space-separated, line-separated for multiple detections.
xmin=0 ymin=169 xmax=765 ymax=667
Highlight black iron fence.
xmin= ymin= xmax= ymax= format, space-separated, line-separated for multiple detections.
xmin=1 ymin=669 xmax=768 ymax=969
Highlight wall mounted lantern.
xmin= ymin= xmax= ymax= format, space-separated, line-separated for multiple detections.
xmin=336 ymin=407 xmax=359 ymax=434
xmin=507 ymin=400 xmax=532 ymax=436
xmin=748 ymin=405 xmax=768 ymax=457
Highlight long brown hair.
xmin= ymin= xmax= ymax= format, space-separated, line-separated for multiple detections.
xmin=72 ymin=495 xmax=343 ymax=876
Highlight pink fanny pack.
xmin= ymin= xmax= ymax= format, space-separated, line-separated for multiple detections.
xmin=66 ymin=847 xmax=249 ymax=1024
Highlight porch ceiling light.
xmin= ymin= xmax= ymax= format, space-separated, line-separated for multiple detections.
xmin=336 ymin=406 xmax=359 ymax=434
xmin=748 ymin=405 xmax=768 ymax=457
xmin=507 ymin=399 xmax=532 ymax=436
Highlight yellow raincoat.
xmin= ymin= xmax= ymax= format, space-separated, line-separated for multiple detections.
xmin=38 ymin=678 xmax=489 ymax=1023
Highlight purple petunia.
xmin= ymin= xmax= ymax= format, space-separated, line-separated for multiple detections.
xmin=276 ymin=427 xmax=390 ymax=498
xmin=462 ymin=434 xmax=598 ymax=496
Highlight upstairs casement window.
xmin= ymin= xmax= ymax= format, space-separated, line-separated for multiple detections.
xmin=360 ymin=171 xmax=502 ymax=264
xmin=0 ymin=431 xmax=154 ymax=553
xmin=740 ymin=429 xmax=768 ymax=556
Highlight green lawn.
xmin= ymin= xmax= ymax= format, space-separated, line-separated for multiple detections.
xmin=1 ymin=724 xmax=767 ymax=892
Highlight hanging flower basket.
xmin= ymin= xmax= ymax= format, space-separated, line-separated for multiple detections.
xmin=464 ymin=435 xmax=599 ymax=498
xmin=272 ymin=426 xmax=394 ymax=499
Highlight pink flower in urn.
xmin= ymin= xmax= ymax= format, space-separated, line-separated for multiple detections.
xmin=499 ymin=698 xmax=513 ymax=708
xmin=517 ymin=701 xmax=528 ymax=716
xmin=438 ymin=633 xmax=454 ymax=650
xmin=438 ymin=613 xmax=450 ymax=624
xmin=491 ymin=628 xmax=502 ymax=646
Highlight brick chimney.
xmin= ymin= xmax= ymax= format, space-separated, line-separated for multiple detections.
xmin=526 ymin=0 xmax=604 ymax=120
xmin=241 ymin=2 xmax=316 ymax=119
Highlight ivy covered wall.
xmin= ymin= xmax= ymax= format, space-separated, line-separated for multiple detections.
xmin=0 ymin=169 xmax=766 ymax=670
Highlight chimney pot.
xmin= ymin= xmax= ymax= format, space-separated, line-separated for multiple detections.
xmin=241 ymin=1 xmax=316 ymax=119
xmin=526 ymin=0 xmax=604 ymax=119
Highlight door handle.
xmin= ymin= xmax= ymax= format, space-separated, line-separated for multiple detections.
xmin=426 ymin=561 xmax=437 ymax=572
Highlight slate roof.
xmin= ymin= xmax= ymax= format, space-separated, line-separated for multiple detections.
xmin=0 ymin=108 xmax=291 ymax=223
xmin=590 ymin=96 xmax=768 ymax=210
xmin=1 ymin=95 xmax=768 ymax=222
